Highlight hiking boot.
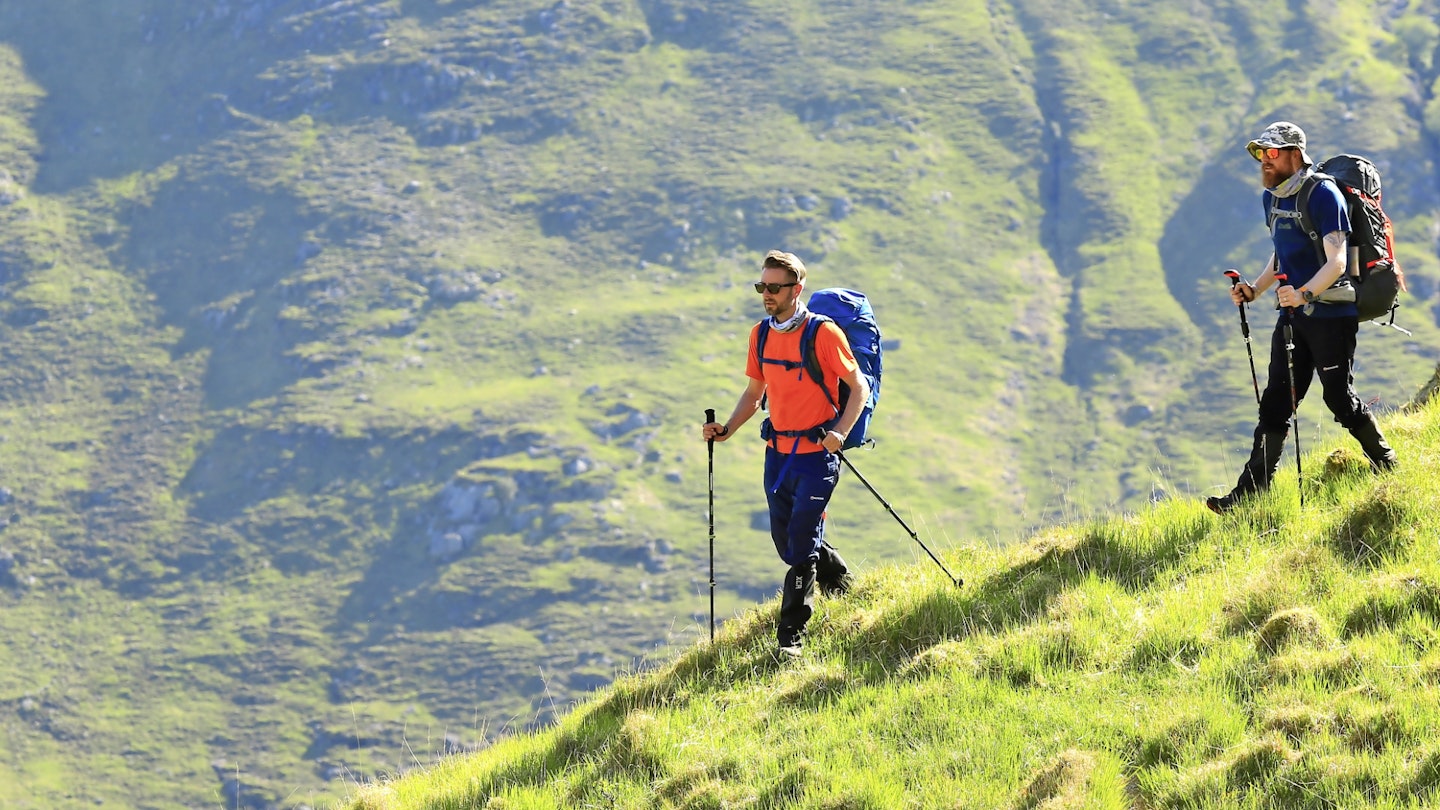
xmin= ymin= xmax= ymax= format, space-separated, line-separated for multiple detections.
xmin=778 ymin=562 xmax=816 ymax=634
xmin=1206 ymin=492 xmax=1246 ymax=515
xmin=1348 ymin=413 xmax=1397 ymax=472
xmin=816 ymin=543 xmax=852 ymax=597
xmin=776 ymin=627 xmax=804 ymax=658
xmin=1209 ymin=426 xmax=1290 ymax=514
xmin=819 ymin=570 xmax=854 ymax=597
xmin=1209 ymin=426 xmax=1289 ymax=514
xmin=1238 ymin=426 xmax=1289 ymax=492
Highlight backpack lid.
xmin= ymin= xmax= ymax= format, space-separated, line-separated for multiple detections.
xmin=1316 ymin=154 xmax=1382 ymax=199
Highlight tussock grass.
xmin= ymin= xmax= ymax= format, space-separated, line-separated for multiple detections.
xmin=342 ymin=399 xmax=1440 ymax=808
xmin=8 ymin=0 xmax=1440 ymax=803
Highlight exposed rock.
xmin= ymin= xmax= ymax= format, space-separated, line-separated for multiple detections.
xmin=426 ymin=270 xmax=484 ymax=302
xmin=590 ymin=406 xmax=653 ymax=440
xmin=1123 ymin=403 xmax=1154 ymax=426
xmin=428 ymin=531 xmax=464 ymax=561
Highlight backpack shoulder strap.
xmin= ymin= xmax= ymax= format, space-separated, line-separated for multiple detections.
xmin=755 ymin=319 xmax=771 ymax=365
xmin=798 ymin=316 xmax=829 ymax=385
xmin=798 ymin=315 xmax=838 ymax=412
xmin=1295 ymin=173 xmax=1329 ymax=264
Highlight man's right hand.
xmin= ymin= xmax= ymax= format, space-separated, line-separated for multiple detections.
xmin=1229 ymin=282 xmax=1257 ymax=305
xmin=703 ymin=422 xmax=730 ymax=442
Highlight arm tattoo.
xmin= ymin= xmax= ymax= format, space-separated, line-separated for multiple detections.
xmin=1324 ymin=231 xmax=1347 ymax=250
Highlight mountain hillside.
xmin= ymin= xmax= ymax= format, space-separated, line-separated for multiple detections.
xmin=0 ymin=0 xmax=1438 ymax=806
xmin=346 ymin=394 xmax=1440 ymax=809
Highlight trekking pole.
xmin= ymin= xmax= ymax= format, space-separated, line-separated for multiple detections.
xmin=704 ymin=408 xmax=717 ymax=643
xmin=1223 ymin=269 xmax=1263 ymax=406
xmin=1273 ymin=274 xmax=1304 ymax=507
xmin=836 ymin=451 xmax=962 ymax=588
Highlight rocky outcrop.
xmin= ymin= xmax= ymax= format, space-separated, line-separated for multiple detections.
xmin=426 ymin=456 xmax=614 ymax=561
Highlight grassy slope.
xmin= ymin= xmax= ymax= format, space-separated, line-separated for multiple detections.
xmin=346 ymin=394 xmax=1440 ymax=810
xmin=0 ymin=0 xmax=1437 ymax=806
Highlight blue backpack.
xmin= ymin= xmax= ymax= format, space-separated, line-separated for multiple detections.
xmin=755 ymin=288 xmax=883 ymax=449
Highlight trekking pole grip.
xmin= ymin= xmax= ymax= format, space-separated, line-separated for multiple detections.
xmin=1224 ymin=269 xmax=1252 ymax=305
xmin=1274 ymin=272 xmax=1293 ymax=313
xmin=705 ymin=408 xmax=716 ymax=426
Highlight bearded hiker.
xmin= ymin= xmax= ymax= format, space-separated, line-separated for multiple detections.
xmin=1208 ymin=122 xmax=1397 ymax=514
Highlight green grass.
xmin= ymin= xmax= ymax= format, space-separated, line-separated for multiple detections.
xmin=343 ymin=396 xmax=1440 ymax=809
xmin=1 ymin=0 xmax=1439 ymax=805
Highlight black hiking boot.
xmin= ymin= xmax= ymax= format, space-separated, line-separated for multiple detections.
xmin=1208 ymin=426 xmax=1288 ymax=514
xmin=819 ymin=571 xmax=855 ymax=598
xmin=1348 ymin=414 xmax=1397 ymax=472
xmin=777 ymin=563 xmax=816 ymax=657
xmin=1206 ymin=491 xmax=1247 ymax=515
xmin=816 ymin=543 xmax=853 ymax=597
xmin=776 ymin=627 xmax=804 ymax=658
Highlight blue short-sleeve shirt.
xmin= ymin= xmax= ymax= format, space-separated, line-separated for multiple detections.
xmin=1264 ymin=178 xmax=1355 ymax=318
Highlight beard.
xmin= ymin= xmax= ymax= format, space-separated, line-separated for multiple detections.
xmin=1262 ymin=164 xmax=1291 ymax=189
xmin=764 ymin=296 xmax=794 ymax=317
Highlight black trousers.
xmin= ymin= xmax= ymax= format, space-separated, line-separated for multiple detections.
xmin=1257 ymin=313 xmax=1369 ymax=432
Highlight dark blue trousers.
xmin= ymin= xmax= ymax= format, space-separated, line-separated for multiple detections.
xmin=763 ymin=447 xmax=840 ymax=566
xmin=763 ymin=446 xmax=841 ymax=643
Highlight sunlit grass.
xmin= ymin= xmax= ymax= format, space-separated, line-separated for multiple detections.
xmin=342 ymin=398 xmax=1440 ymax=809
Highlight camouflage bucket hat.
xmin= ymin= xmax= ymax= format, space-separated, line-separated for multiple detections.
xmin=1246 ymin=121 xmax=1312 ymax=165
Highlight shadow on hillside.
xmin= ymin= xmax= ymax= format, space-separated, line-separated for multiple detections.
xmin=3 ymin=8 xmax=255 ymax=193
xmin=121 ymin=175 xmax=320 ymax=409
xmin=1158 ymin=157 xmax=1268 ymax=337
xmin=179 ymin=422 xmax=516 ymax=538
xmin=4 ymin=2 xmax=410 ymax=193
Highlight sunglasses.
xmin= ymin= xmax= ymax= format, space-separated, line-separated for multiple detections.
xmin=753 ymin=281 xmax=798 ymax=294
xmin=1251 ymin=145 xmax=1293 ymax=161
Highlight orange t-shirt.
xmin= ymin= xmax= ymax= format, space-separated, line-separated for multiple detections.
xmin=746 ymin=318 xmax=858 ymax=453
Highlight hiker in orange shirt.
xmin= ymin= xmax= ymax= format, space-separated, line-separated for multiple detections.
xmin=703 ymin=250 xmax=869 ymax=657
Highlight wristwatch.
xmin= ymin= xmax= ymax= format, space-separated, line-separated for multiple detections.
xmin=1301 ymin=289 xmax=1316 ymax=303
